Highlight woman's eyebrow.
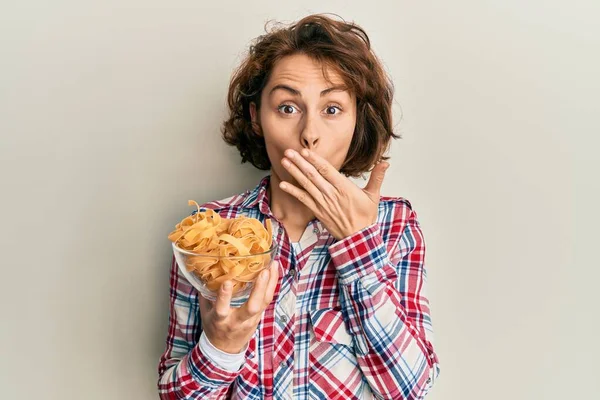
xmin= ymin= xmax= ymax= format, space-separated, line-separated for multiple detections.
xmin=269 ymin=84 xmax=348 ymax=97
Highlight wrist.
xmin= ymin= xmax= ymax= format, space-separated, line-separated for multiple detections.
xmin=199 ymin=331 xmax=247 ymax=372
xmin=341 ymin=222 xmax=377 ymax=240
xmin=205 ymin=332 xmax=247 ymax=354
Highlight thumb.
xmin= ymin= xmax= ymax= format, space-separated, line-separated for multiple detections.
xmin=364 ymin=162 xmax=389 ymax=196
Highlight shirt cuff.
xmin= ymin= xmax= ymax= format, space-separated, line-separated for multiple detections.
xmin=328 ymin=222 xmax=388 ymax=285
xmin=199 ymin=331 xmax=248 ymax=372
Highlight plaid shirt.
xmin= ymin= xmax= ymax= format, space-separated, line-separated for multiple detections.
xmin=157 ymin=174 xmax=440 ymax=399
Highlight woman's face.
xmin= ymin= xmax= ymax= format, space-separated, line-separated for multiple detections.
xmin=250 ymin=53 xmax=357 ymax=184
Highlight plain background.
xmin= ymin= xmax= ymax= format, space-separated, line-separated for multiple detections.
xmin=1 ymin=1 xmax=598 ymax=399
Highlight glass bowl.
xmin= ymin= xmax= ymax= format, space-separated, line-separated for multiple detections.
xmin=172 ymin=242 xmax=278 ymax=307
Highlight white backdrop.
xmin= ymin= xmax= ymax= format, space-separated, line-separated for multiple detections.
xmin=1 ymin=1 xmax=598 ymax=399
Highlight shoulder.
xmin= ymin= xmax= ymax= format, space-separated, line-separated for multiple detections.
xmin=377 ymin=195 xmax=423 ymax=242
xmin=197 ymin=191 xmax=250 ymax=211
xmin=378 ymin=195 xmax=416 ymax=220
xmin=376 ymin=196 xmax=426 ymax=263
xmin=184 ymin=187 xmax=256 ymax=219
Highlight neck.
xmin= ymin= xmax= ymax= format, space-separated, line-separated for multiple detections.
xmin=267 ymin=171 xmax=315 ymax=228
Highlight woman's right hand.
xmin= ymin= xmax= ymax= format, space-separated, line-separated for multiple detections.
xmin=198 ymin=260 xmax=280 ymax=354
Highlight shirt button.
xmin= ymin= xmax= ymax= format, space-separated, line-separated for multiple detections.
xmin=279 ymin=315 xmax=288 ymax=324
xmin=288 ymin=268 xmax=296 ymax=278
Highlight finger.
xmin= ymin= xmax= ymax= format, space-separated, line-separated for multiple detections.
xmin=279 ymin=180 xmax=319 ymax=213
xmin=263 ymin=260 xmax=280 ymax=307
xmin=281 ymin=150 xmax=334 ymax=203
xmin=299 ymin=149 xmax=346 ymax=189
xmin=236 ymin=266 xmax=271 ymax=321
xmin=283 ymin=149 xmax=333 ymax=200
xmin=364 ymin=161 xmax=389 ymax=196
xmin=213 ymin=280 xmax=233 ymax=319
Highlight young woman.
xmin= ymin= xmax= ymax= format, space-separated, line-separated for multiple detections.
xmin=158 ymin=13 xmax=440 ymax=400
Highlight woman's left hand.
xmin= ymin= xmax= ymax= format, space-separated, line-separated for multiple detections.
xmin=279 ymin=148 xmax=390 ymax=241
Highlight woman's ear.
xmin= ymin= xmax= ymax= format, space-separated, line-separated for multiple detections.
xmin=249 ymin=102 xmax=262 ymax=137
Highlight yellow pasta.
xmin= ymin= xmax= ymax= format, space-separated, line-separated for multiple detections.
xmin=168 ymin=200 xmax=274 ymax=293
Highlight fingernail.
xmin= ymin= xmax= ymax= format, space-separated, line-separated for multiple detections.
xmin=223 ymin=281 xmax=232 ymax=290
xmin=261 ymin=270 xmax=269 ymax=280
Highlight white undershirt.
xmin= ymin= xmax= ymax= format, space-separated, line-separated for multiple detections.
xmin=199 ymin=331 xmax=247 ymax=371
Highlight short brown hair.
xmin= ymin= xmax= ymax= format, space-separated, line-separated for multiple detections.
xmin=221 ymin=13 xmax=400 ymax=178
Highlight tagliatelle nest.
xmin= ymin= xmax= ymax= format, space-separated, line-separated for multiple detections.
xmin=168 ymin=200 xmax=275 ymax=293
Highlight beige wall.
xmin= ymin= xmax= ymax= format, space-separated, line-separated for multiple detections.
xmin=1 ymin=1 xmax=598 ymax=399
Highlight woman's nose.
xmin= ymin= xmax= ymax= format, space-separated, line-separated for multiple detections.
xmin=302 ymin=135 xmax=319 ymax=148
xmin=300 ymin=115 xmax=320 ymax=149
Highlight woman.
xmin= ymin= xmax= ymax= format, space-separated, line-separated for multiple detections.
xmin=158 ymin=13 xmax=440 ymax=400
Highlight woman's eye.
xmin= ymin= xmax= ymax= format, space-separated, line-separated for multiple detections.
xmin=277 ymin=104 xmax=298 ymax=114
xmin=325 ymin=106 xmax=341 ymax=115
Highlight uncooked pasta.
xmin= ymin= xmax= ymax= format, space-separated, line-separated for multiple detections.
xmin=168 ymin=200 xmax=274 ymax=293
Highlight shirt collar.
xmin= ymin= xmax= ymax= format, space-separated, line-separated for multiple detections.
xmin=241 ymin=174 xmax=274 ymax=218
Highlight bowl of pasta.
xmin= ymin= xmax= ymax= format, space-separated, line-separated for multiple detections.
xmin=168 ymin=201 xmax=278 ymax=306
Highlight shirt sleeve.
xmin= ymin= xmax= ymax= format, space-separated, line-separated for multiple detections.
xmin=328 ymin=203 xmax=441 ymax=400
xmin=157 ymin=254 xmax=250 ymax=399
